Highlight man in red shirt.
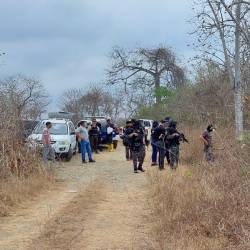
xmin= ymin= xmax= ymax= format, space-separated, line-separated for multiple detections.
xmin=42 ymin=122 xmax=55 ymax=162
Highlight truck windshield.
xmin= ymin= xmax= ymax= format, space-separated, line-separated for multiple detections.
xmin=34 ymin=123 xmax=68 ymax=135
xmin=139 ymin=120 xmax=151 ymax=127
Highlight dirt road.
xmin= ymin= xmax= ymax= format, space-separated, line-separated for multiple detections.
xmin=0 ymin=146 xmax=154 ymax=250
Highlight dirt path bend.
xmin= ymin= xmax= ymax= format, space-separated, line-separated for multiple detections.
xmin=0 ymin=146 xmax=153 ymax=250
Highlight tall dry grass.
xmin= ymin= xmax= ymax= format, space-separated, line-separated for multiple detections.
xmin=0 ymin=118 xmax=53 ymax=216
xmin=148 ymin=127 xmax=250 ymax=250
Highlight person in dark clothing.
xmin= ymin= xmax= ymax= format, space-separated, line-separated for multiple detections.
xmin=154 ymin=120 xmax=167 ymax=170
xmin=151 ymin=121 xmax=159 ymax=166
xmin=89 ymin=119 xmax=100 ymax=154
xmin=200 ymin=124 xmax=214 ymax=163
xmin=123 ymin=120 xmax=134 ymax=161
xmin=166 ymin=121 xmax=181 ymax=170
xmin=164 ymin=117 xmax=173 ymax=165
xmin=129 ymin=120 xmax=145 ymax=173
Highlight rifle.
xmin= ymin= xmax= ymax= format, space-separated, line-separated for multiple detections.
xmin=178 ymin=133 xmax=189 ymax=143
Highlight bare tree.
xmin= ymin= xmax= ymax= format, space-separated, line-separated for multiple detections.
xmin=82 ymin=87 xmax=105 ymax=117
xmin=192 ymin=0 xmax=250 ymax=137
xmin=107 ymin=46 xmax=185 ymax=104
xmin=0 ymin=75 xmax=49 ymax=120
xmin=60 ymin=88 xmax=86 ymax=122
xmin=60 ymin=86 xmax=124 ymax=122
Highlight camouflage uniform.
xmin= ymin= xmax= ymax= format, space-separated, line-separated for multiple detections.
xmin=167 ymin=126 xmax=180 ymax=169
xmin=131 ymin=126 xmax=145 ymax=172
xmin=169 ymin=144 xmax=179 ymax=169
xmin=132 ymin=144 xmax=145 ymax=171
xmin=202 ymin=130 xmax=214 ymax=162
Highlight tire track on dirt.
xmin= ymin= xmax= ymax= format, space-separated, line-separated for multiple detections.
xmin=29 ymin=180 xmax=108 ymax=250
xmin=0 ymin=146 xmax=154 ymax=250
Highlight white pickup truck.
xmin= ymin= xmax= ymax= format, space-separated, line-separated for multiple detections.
xmin=28 ymin=118 xmax=77 ymax=161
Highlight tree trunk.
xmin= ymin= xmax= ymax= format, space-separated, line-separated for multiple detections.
xmin=234 ymin=1 xmax=244 ymax=138
xmin=154 ymin=74 xmax=161 ymax=104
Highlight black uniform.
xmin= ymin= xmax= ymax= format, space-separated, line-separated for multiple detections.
xmin=89 ymin=125 xmax=100 ymax=153
xmin=154 ymin=125 xmax=166 ymax=170
xmin=123 ymin=126 xmax=134 ymax=160
xmin=165 ymin=127 xmax=171 ymax=165
xmin=130 ymin=124 xmax=145 ymax=172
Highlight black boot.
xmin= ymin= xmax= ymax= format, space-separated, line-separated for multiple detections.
xmin=134 ymin=165 xmax=138 ymax=173
xmin=138 ymin=165 xmax=145 ymax=172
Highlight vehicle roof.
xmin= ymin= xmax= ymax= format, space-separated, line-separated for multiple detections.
xmin=138 ymin=119 xmax=153 ymax=122
xmin=40 ymin=119 xmax=72 ymax=124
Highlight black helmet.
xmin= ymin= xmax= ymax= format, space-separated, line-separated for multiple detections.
xmin=169 ymin=120 xmax=177 ymax=128
xmin=165 ymin=116 xmax=173 ymax=123
xmin=207 ymin=124 xmax=214 ymax=132
xmin=133 ymin=120 xmax=140 ymax=129
xmin=152 ymin=120 xmax=159 ymax=128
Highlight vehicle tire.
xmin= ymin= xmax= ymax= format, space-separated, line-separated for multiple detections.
xmin=65 ymin=147 xmax=73 ymax=162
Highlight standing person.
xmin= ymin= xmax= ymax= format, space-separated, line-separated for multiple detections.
xmin=76 ymin=121 xmax=95 ymax=164
xmin=129 ymin=120 xmax=145 ymax=173
xmin=154 ymin=120 xmax=167 ymax=170
xmin=112 ymin=126 xmax=119 ymax=150
xmin=151 ymin=121 xmax=159 ymax=166
xmin=164 ymin=117 xmax=172 ymax=165
xmin=107 ymin=122 xmax=114 ymax=152
xmin=76 ymin=122 xmax=81 ymax=154
xmin=166 ymin=121 xmax=180 ymax=170
xmin=200 ymin=124 xmax=214 ymax=163
xmin=89 ymin=119 xmax=100 ymax=154
xmin=123 ymin=120 xmax=134 ymax=161
xmin=42 ymin=121 xmax=55 ymax=162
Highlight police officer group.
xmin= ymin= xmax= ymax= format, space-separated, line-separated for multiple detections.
xmin=122 ymin=117 xmax=189 ymax=173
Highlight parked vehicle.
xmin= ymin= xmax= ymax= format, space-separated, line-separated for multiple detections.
xmin=28 ymin=118 xmax=77 ymax=161
xmin=138 ymin=119 xmax=153 ymax=143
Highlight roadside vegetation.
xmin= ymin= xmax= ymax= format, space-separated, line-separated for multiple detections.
xmin=140 ymin=53 xmax=250 ymax=250
xmin=148 ymin=127 xmax=249 ymax=250
xmin=0 ymin=75 xmax=53 ymax=216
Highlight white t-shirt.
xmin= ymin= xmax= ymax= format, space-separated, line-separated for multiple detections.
xmin=107 ymin=127 xmax=113 ymax=135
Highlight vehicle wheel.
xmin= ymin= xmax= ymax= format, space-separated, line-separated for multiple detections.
xmin=65 ymin=147 xmax=73 ymax=162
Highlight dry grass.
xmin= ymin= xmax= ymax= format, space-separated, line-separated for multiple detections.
xmin=148 ymin=127 xmax=250 ymax=250
xmin=0 ymin=119 xmax=54 ymax=216
xmin=0 ymin=172 xmax=53 ymax=216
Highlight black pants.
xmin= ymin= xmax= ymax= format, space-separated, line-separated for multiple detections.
xmin=156 ymin=141 xmax=166 ymax=169
xmin=158 ymin=147 xmax=166 ymax=169
xmin=132 ymin=146 xmax=145 ymax=171
xmin=126 ymin=146 xmax=133 ymax=160
xmin=90 ymin=135 xmax=99 ymax=153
